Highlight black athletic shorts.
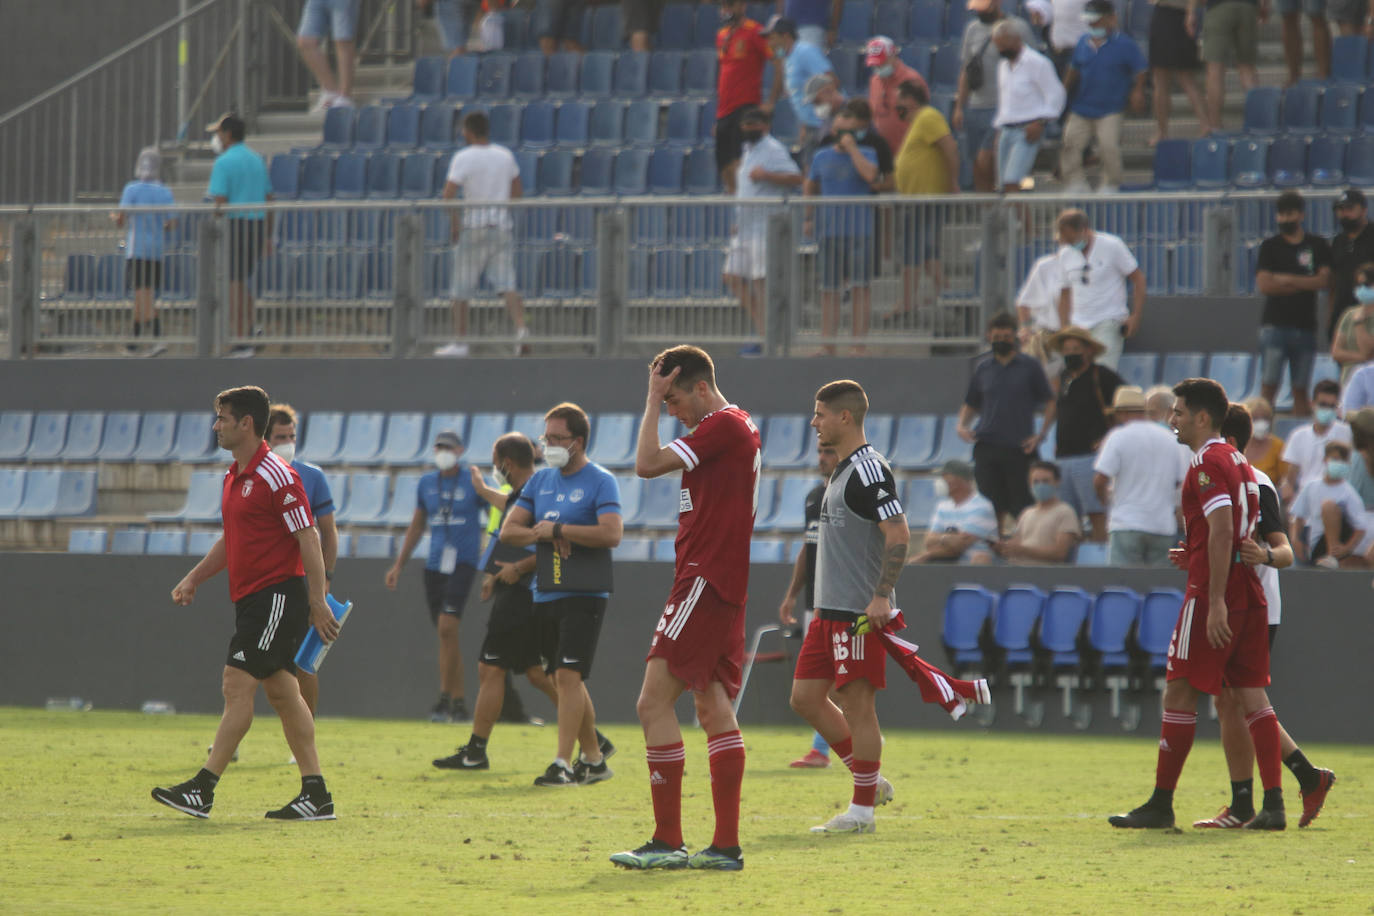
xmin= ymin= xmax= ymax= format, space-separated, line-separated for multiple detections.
xmin=424 ymin=563 xmax=477 ymax=624
xmin=227 ymin=576 xmax=309 ymax=680
xmin=1268 ymin=623 xmax=1278 ymax=650
xmin=125 ymin=258 xmax=162 ymax=291
xmin=715 ymin=106 xmax=751 ymax=174
xmin=479 ymin=579 xmax=542 ymax=672
xmin=535 ymin=594 xmax=606 ymax=679
xmin=226 ymin=218 xmax=265 ymax=281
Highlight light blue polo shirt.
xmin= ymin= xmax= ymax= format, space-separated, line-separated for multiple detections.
xmin=1069 ymin=31 xmax=1148 ymax=120
xmin=118 ymin=180 xmax=175 ymax=261
xmin=515 ymin=462 xmax=621 ymax=603
xmin=784 ymin=40 xmax=833 ymax=129
xmin=736 ymin=134 xmax=801 ymax=239
xmin=207 ymin=142 xmax=272 ymax=220
xmin=809 ymin=145 xmax=878 ymax=237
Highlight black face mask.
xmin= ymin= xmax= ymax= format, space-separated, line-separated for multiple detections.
xmin=1277 ymin=219 xmax=1301 ymax=236
xmin=1341 ymin=216 xmax=1364 ymax=233
xmin=1063 ymin=353 xmax=1086 ymax=372
xmin=991 ymin=340 xmax=1016 ymax=356
xmin=895 ymin=106 xmax=913 ymax=121
xmin=978 ymin=11 xmax=1000 ymax=23
xmin=740 ymin=129 xmax=763 ymax=144
xmin=998 ymin=47 xmax=1019 ymax=60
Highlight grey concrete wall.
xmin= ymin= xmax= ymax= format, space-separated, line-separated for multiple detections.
xmin=1123 ymin=297 xmax=1259 ymax=355
xmin=2 ymin=553 xmax=1368 ymax=743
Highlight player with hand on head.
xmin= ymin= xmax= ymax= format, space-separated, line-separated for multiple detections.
xmin=611 ymin=346 xmax=761 ymax=872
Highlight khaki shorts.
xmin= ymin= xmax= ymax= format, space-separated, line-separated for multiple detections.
xmin=1200 ymin=0 xmax=1259 ymax=66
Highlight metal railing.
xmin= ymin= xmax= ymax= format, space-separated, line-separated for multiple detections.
xmin=4 ymin=189 xmax=1322 ymax=360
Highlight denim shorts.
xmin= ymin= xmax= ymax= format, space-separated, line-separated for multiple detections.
xmin=433 ymin=0 xmax=470 ymax=52
xmin=1258 ymin=324 xmax=1317 ymax=391
xmin=819 ymin=237 xmax=874 ymax=290
xmin=298 ymin=0 xmax=361 ymax=40
xmin=964 ymin=107 xmax=997 ymax=155
xmin=997 ymin=125 xmax=1042 ymax=185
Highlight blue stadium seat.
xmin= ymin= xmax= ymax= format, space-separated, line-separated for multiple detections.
xmin=366 ymin=151 xmax=403 ymax=197
xmin=67 ymin=528 xmax=108 ymax=554
xmin=828 ymin=47 xmax=862 ymax=94
xmin=658 ymin=3 xmax=695 ymax=50
xmin=652 ymin=538 xmax=677 ymax=561
xmin=538 ymin=148 xmax=576 ymax=196
xmin=512 ymin=51 xmax=547 ymax=98
xmin=1243 ymin=87 xmax=1282 ymax=134
xmin=588 ymin=413 xmax=637 ymax=467
xmin=994 ymin=585 xmax=1045 ymax=669
xmin=836 ymin=0 xmax=874 ymax=42
xmin=942 ymin=584 xmax=994 ymax=671
xmin=0 ymin=411 xmax=34 ymax=460
xmin=409 ymin=56 xmax=447 ymax=102
xmin=354 ymin=533 xmax=395 ymax=557
xmin=875 ymin=0 xmax=912 ymax=40
xmin=615 ymin=148 xmax=650 ymax=194
xmin=332 ymin=151 xmax=368 ymax=198
xmin=554 ymin=100 xmax=591 ymax=148
xmin=477 ymin=53 xmax=514 ymax=98
xmin=400 ymin=153 xmax=436 ymax=198
xmin=930 ymin=43 xmax=962 ymax=91
xmin=665 ymin=99 xmax=700 ymax=147
xmin=1331 ymin=35 xmax=1368 ymax=83
xmin=1229 ymin=137 xmax=1270 ymax=188
xmin=63 ymin=411 xmax=104 ymax=461
xmin=944 ymin=2 xmax=969 ymax=37
xmin=750 ymin=539 xmax=787 ymax=564
xmin=26 ymin=411 xmax=70 ymax=462
xmin=615 ymin=537 xmax=654 ymax=561
xmin=387 ymin=105 xmax=422 ymax=149
xmin=320 ymin=106 xmax=357 ymax=150
xmin=487 ymin=103 xmax=522 ymax=148
xmin=1075 ymin=541 xmax=1109 ymax=566
xmin=111 ymin=529 xmax=148 ymax=555
xmin=423 ymin=414 xmax=468 ymax=456
xmin=1089 ymin=587 xmax=1142 ymax=667
xmin=338 ymin=472 xmax=389 ymax=524
xmin=95 ymin=411 xmax=140 ymax=462
xmin=1191 ymin=137 xmax=1229 ymax=189
xmin=1136 ymin=587 xmax=1182 ymax=670
xmin=1127 ymin=0 xmax=1154 ymax=37
xmin=923 ymin=415 xmax=973 ymax=469
xmin=521 ymin=100 xmax=557 ymax=149
xmin=1207 ymin=352 xmax=1256 ymax=401
xmin=324 ymin=471 xmax=348 ymax=516
xmin=649 ymin=249 xmax=687 ymax=297
xmin=589 ymin=3 xmax=624 ymax=49
xmin=0 ymin=468 xmax=24 ymax=516
xmin=754 ymin=475 xmax=778 ymax=525
xmin=890 ymin=414 xmax=939 ymax=469
xmin=761 ymin=415 xmax=811 ymax=469
xmin=448 ymin=55 xmax=480 ymax=96
xmin=614 ymin=50 xmax=649 ymax=98
xmin=170 ymin=411 xmax=216 ymax=463
xmin=1268 ymin=134 xmax=1307 ymax=187
xmin=614 ymin=474 xmax=643 ymax=524
xmin=336 ymin=412 xmax=386 ymax=464
xmin=270 ymin=154 xmax=302 ymax=199
xmin=187 ymin=530 xmax=220 ymax=555
xmin=94 ymin=254 xmax=127 ymax=301
xmin=1115 ymin=352 xmax=1158 ymax=390
xmin=692 ymin=4 xmax=719 ymax=47
xmin=900 ymin=40 xmax=934 ymax=76
xmin=300 ymin=411 xmax=345 ymax=464
xmin=1349 ymin=134 xmax=1374 ymax=185
xmin=687 ymin=249 xmax=725 ymax=297
xmin=635 ymin=476 xmax=682 ymax=528
xmin=63 ymin=255 xmax=95 ymax=299
xmin=683 ymin=48 xmax=717 ymax=97
xmin=49 ymin=470 xmax=96 ymax=517
xmin=649 ymin=50 xmax=685 ymax=96
xmin=1038 ymin=586 xmax=1091 ymax=668
xmin=300 ymin=153 xmax=334 ymax=200
xmin=903 ymin=477 xmax=940 ymax=527
xmin=684 ymin=147 xmax=719 ymax=195
xmin=865 ymin=413 xmax=894 ymax=456
xmin=623 ymin=98 xmax=660 ymax=147
xmin=508 ymin=412 xmax=546 ymax=445
xmin=146 ymin=529 xmax=187 ymax=556
xmin=420 ymin=104 xmax=457 ymax=150
xmin=758 ymin=476 xmax=814 ymax=532
xmin=649 ymin=147 xmax=685 ymax=194
xmin=379 ymin=413 xmax=427 ymax=465
xmin=160 ymin=253 xmax=197 ymax=301
xmin=545 ymin=51 xmax=581 ymax=97
xmin=580 ymin=148 xmax=615 ymax=195
xmin=515 ymin=148 xmax=541 ymax=195
xmin=354 ymin=105 xmax=389 ymax=151
xmin=1309 ymin=134 xmax=1347 ymax=187
xmin=1160 ymin=351 xmax=1206 ymax=385
xmin=463 ymin=413 xmax=509 ymax=462
xmin=502 ymin=7 xmax=532 ymax=49
xmin=1321 ymin=84 xmax=1361 ymax=133
xmin=581 ymin=51 xmax=617 ymax=98
xmin=382 ymin=473 xmax=424 ymax=527
xmin=1281 ymin=84 xmax=1321 ymax=133
xmin=589 ymin=100 xmax=626 ymax=147
xmin=1152 ymin=139 xmax=1191 ymax=190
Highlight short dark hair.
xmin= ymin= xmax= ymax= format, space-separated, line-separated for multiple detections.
xmin=215 ymin=385 xmax=270 ymax=438
xmin=1029 ymin=459 xmax=1061 ymax=481
xmin=842 ymin=98 xmax=873 ymax=123
xmin=1221 ymin=402 xmax=1253 ymax=452
xmin=493 ymin=431 xmax=535 ymax=469
xmin=1276 ymin=190 xmax=1305 ymax=214
xmin=987 ymin=311 xmax=1018 ymax=333
xmin=266 ymin=402 xmax=298 ymax=440
xmin=1056 ymin=209 xmax=1088 ymax=233
xmin=1313 ymin=379 xmax=1341 ymax=400
xmin=544 ymin=402 xmax=589 ymax=445
xmin=220 ymin=115 xmax=246 ymax=142
xmin=1172 ymin=378 xmax=1229 ymax=430
xmin=652 ymin=345 xmax=718 ymax=393
xmin=815 ymin=379 xmax=869 ymax=425
xmin=896 ymin=80 xmax=928 ymax=106
xmin=462 ymin=110 xmax=490 ymax=139
xmin=1326 ymin=440 xmax=1352 ymax=460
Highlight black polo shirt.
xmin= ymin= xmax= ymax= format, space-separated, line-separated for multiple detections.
xmin=1330 ymin=221 xmax=1374 ymax=325
xmin=1256 ymin=231 xmax=1331 ymax=331
xmin=964 ymin=351 xmax=1053 ymax=448
xmin=1055 ymin=363 xmax=1124 ymax=458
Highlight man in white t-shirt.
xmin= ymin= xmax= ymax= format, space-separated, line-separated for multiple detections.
xmin=1016 ymin=252 xmax=1064 ymax=378
xmin=909 ymin=460 xmax=998 ymax=565
xmin=1054 ymin=208 xmax=1145 ymax=371
xmin=1281 ymin=379 xmax=1353 ymax=499
xmin=1289 ymin=440 xmax=1368 ymax=569
xmin=1092 ymin=385 xmax=1187 ymax=566
xmin=437 ymin=111 xmax=528 ymax=358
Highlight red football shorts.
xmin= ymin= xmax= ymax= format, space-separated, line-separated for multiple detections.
xmin=647 ymin=576 xmax=746 ymax=698
xmin=1165 ymin=589 xmax=1270 ymax=696
xmin=793 ymin=616 xmax=886 ymax=689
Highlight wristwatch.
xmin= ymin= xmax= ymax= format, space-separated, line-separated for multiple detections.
xmin=1264 ymin=546 xmax=1274 ymax=566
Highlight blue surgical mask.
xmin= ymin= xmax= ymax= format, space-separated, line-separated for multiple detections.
xmin=1071 ymin=239 xmax=1087 ymax=252
xmin=1315 ymin=406 xmax=1337 ymax=426
xmin=1356 ymin=285 xmax=1374 ymax=304
xmin=1031 ymin=481 xmax=1057 ymax=503
xmin=875 ymin=63 xmax=895 ymax=78
xmin=1326 ymin=459 xmax=1351 ymax=481
xmin=1087 ymin=25 xmax=1108 ymax=38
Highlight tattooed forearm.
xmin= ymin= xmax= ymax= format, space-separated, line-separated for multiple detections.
xmin=874 ymin=541 xmax=907 ymax=598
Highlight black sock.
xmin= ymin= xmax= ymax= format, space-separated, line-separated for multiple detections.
xmin=133 ymin=321 xmax=143 ymax=338
xmin=1229 ymin=779 xmax=1255 ymax=815
xmin=436 ymin=693 xmax=451 ymax=709
xmin=713 ymin=845 xmax=742 ymax=859
xmin=1284 ymin=749 xmax=1320 ymax=793
xmin=302 ymin=774 xmax=327 ymax=795
xmin=469 ymin=733 xmax=488 ymax=753
xmin=1146 ymin=788 xmax=1174 ymax=808
xmin=152 ymin=316 xmax=162 ymax=338
xmin=1262 ymin=786 xmax=1284 ymax=810
xmin=193 ymin=768 xmax=219 ymax=791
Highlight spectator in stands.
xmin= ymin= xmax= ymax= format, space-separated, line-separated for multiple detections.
xmin=298 ymin=0 xmax=360 ymax=111
xmin=717 ymin=0 xmax=783 ymax=194
xmin=1256 ymin=191 xmax=1332 ymax=416
xmin=1282 ymin=379 xmax=1352 ymax=497
xmin=206 ymin=113 xmax=273 ymax=360
xmin=1345 ymin=407 xmax=1374 ymax=508
xmin=1330 ymin=262 xmax=1374 ymax=383
xmin=1290 ymin=441 xmax=1367 ymax=568
xmin=806 ymin=108 xmax=880 ymax=354
xmin=1148 ymin=0 xmax=1210 ymax=142
xmin=1049 ymin=0 xmax=1090 ymax=71
xmin=1026 ymin=0 xmax=1054 ymax=44
xmin=1339 ymin=359 xmax=1374 ymax=413
xmin=909 ymin=460 xmax=998 ymax=565
xmin=439 ymin=110 xmax=529 ymax=358
xmin=1050 ymin=326 xmax=1124 ymax=541
xmin=1093 ymin=385 xmax=1188 ymax=566
xmin=725 ymin=107 xmax=802 ymax=351
xmin=1242 ymin=395 xmax=1290 ymax=484
xmin=833 ymin=99 xmax=896 ymax=190
xmin=804 ymin=71 xmax=845 ymax=131
xmin=1059 ymin=0 xmax=1147 ymax=194
xmin=1330 ymin=189 xmax=1374 ymax=341
xmin=1190 ymin=0 xmax=1264 ymax=132
xmin=1055 ymin=208 xmax=1144 ymax=371
xmin=992 ymin=20 xmax=1066 ymax=192
xmin=893 ymin=81 xmax=959 ymax=322
xmin=994 ymin=460 xmax=1081 ymax=563
xmin=623 ymin=0 xmax=664 ymax=51
xmin=114 ymin=147 xmax=174 ymax=358
xmin=958 ymin=311 xmax=1056 ymax=525
xmin=864 ymin=36 xmax=928 ymax=156
xmin=776 ymin=0 xmax=842 ymax=47
xmin=957 ymin=0 xmax=1036 ymax=192
xmin=1016 ymin=252 xmax=1065 ymax=379
xmin=418 ymin=0 xmax=472 ymax=57
xmin=535 ymin=0 xmax=585 ymax=54
xmin=1277 ymin=0 xmax=1331 ymax=85
xmin=1328 ymin=0 xmax=1372 ymax=35
xmin=766 ymin=16 xmax=833 ymax=164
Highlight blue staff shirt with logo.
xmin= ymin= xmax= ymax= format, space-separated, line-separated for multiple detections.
xmin=417 ymin=466 xmax=483 ymax=571
xmin=291 ymin=460 xmax=335 ymax=519
xmin=515 ymin=462 xmax=621 ymax=603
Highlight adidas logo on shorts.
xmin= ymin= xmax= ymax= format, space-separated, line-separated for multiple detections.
xmin=837 ymin=663 xmax=848 ymax=675
xmin=233 ymin=651 xmax=246 ymax=661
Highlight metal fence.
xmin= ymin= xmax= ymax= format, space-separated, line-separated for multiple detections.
xmin=3 ymin=189 xmax=1334 ymax=360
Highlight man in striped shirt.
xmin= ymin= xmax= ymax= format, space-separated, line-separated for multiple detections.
xmin=152 ymin=386 xmax=340 ymax=822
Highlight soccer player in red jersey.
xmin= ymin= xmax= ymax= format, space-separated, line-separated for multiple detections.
xmin=610 ymin=346 xmax=761 ymax=872
xmin=151 ymin=386 xmax=340 ymax=821
xmin=1111 ymin=379 xmax=1289 ymax=830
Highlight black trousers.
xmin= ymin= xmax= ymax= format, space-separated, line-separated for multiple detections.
xmin=973 ymin=440 xmax=1034 ymax=522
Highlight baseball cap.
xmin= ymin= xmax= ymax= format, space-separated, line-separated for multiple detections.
xmin=864 ymin=36 xmax=897 ymax=68
xmin=804 ymin=72 xmax=834 ymax=103
xmin=1335 ymin=188 xmax=1367 ymax=209
xmin=939 ymin=459 xmax=975 ymax=480
xmin=1083 ymin=0 xmax=1115 ymax=20
xmin=762 ymin=14 xmax=797 ymax=36
xmin=204 ymin=112 xmax=244 ymax=135
xmin=434 ymin=430 xmax=463 ymax=449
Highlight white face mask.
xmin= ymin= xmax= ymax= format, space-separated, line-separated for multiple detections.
xmin=875 ymin=63 xmax=895 ymax=78
xmin=932 ymin=477 xmax=950 ymax=499
xmin=543 ymin=445 xmax=570 ymax=469
xmin=271 ymin=443 xmax=296 ymax=464
xmin=210 ymin=133 xmax=225 ymax=155
xmin=492 ymin=466 xmax=508 ymax=488
xmin=814 ymin=102 xmax=832 ymax=121
xmin=434 ymin=450 xmax=458 ymax=471
xmin=1251 ymin=419 xmax=1271 ymax=439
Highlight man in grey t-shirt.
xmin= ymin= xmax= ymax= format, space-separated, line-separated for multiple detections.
xmin=955 ymin=0 xmax=1036 ymax=191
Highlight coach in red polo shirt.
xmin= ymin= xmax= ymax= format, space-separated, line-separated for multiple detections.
xmin=151 ymin=385 xmax=341 ymax=822
xmin=716 ymin=0 xmax=783 ymax=194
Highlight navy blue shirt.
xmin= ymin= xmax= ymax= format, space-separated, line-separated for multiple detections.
xmin=291 ymin=460 xmax=334 ymax=519
xmin=1069 ymin=32 xmax=1147 ymax=119
xmin=515 ymin=462 xmax=621 ymax=603
xmin=964 ymin=351 xmax=1053 ymax=448
xmin=417 ymin=466 xmax=483 ymax=571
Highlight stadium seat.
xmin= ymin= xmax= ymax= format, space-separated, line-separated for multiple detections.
xmin=515 ymin=148 xmax=541 ymax=195
xmin=1151 ymin=139 xmax=1191 ymax=190
xmin=554 ymin=100 xmax=591 ymax=149
xmin=335 ymin=532 xmax=354 ymax=557
xmin=648 ymin=148 xmax=685 ymax=194
xmin=580 ymin=148 xmax=615 ymax=195
xmin=665 ymin=99 xmax=700 ymax=147
xmin=1115 ymin=353 xmax=1158 ymax=390
xmin=67 ymin=528 xmax=108 ymax=554
xmin=648 ymin=50 xmax=684 ymax=96
xmin=658 ymin=3 xmax=694 ymax=49
xmin=864 ymin=413 xmax=894 ymax=456
xmin=615 ymin=537 xmax=654 ymax=561
xmin=683 ymin=48 xmax=717 ymax=97
xmin=518 ymin=100 xmax=556 ymax=150
xmin=612 ymin=474 xmax=643 ymax=525
xmin=1281 ymin=84 xmax=1321 ymax=133
xmin=624 ymin=98 xmax=659 ymax=147
xmin=94 ymin=411 xmax=140 ymax=462
xmin=399 ymin=153 xmax=435 ymax=199
xmin=750 ymin=539 xmax=787 ymax=564
xmin=320 ymin=106 xmax=357 ymax=150
xmin=758 ymin=475 xmax=814 ymax=532
xmin=366 ymin=151 xmax=403 ymax=197
xmin=828 ymin=47 xmax=862 ymax=94
xmin=890 ymin=414 xmax=940 ymax=469
xmin=534 ymin=149 xmax=573 ymax=197
xmin=614 ymin=50 xmax=649 ymax=97
xmin=506 ymin=412 xmax=544 ymax=445
xmin=753 ymin=474 xmax=778 ymax=525
xmin=1160 ymin=351 xmax=1206 ymax=385
xmin=874 ymin=0 xmax=912 ymax=40
xmin=26 ymin=411 xmax=70 ymax=462
xmin=771 ymin=97 xmax=799 ymax=144
xmin=589 ymin=100 xmax=627 ymax=147
xmin=836 ymin=0 xmax=874 ymax=42
xmin=588 ymin=3 xmax=624 ymax=49
xmin=148 ymin=470 xmax=222 ymax=522
xmin=942 ymin=584 xmax=994 ymax=672
xmin=652 ymin=537 xmax=677 ymax=561
xmin=354 ymin=105 xmax=388 ymax=151
xmin=691 ymin=4 xmax=719 ymax=47
xmin=588 ymin=413 xmax=637 ymax=467
xmin=0 ymin=411 xmax=34 ymax=460
xmin=1075 ymin=542 xmax=1109 ymax=566
xmin=0 ymin=468 xmax=24 ymax=516
xmin=409 ymin=56 xmax=447 ymax=102
xmin=1088 ymin=588 xmax=1141 ymax=669
xmin=502 ymin=7 xmax=531 ymax=48
xmin=420 ymin=104 xmax=458 ymax=150
xmin=463 ymin=413 xmax=509 ymax=462
xmin=270 ymin=154 xmax=302 ymax=199
xmin=477 ymin=53 xmax=514 ymax=98
xmin=1206 ymin=352 xmax=1256 ymax=401
xmin=386 ymin=105 xmax=422 ymax=149
xmin=46 ymin=469 xmax=97 ymax=516
xmin=761 ymin=415 xmax=811 ymax=469
xmin=909 ymin=0 xmax=945 ymax=39
xmin=488 ymin=103 xmax=522 ymax=148
xmin=94 ymin=255 xmax=127 ymax=301
xmin=512 ymin=51 xmax=547 ymax=98
xmin=338 ymin=472 xmax=389 ymax=524
xmin=1242 ymin=87 xmax=1282 ymax=134
xmin=423 ymin=413 xmax=468 ymax=455
xmin=383 ymin=473 xmax=424 ymax=526
xmin=922 ymin=415 xmax=973 ymax=469
xmin=354 ymin=533 xmax=395 ymax=557
xmin=944 ymin=3 xmax=969 ymax=37
xmin=332 ymin=151 xmax=367 ymax=198
xmin=300 ymin=153 xmax=334 ymax=200
xmin=334 ymin=412 xmax=386 ymax=464
xmin=447 ymin=55 xmax=480 ymax=97
xmin=545 ymin=51 xmax=581 ymax=97
xmin=63 ymin=255 xmax=95 ymax=299
xmin=903 ymin=477 xmax=940 ymax=527
xmin=62 ymin=411 xmax=104 ymax=462
xmin=900 ymin=40 xmax=933 ymax=76
xmin=635 ymin=476 xmax=682 ymax=528
xmin=1321 ymin=84 xmax=1361 ymax=133
xmin=376 ymin=413 xmax=427 ymax=465
xmin=1267 ymin=135 xmax=1307 ymax=188
xmin=994 ymin=585 xmax=1045 ymax=667
xmin=1037 ymin=586 xmax=1091 ymax=669
xmin=581 ymin=51 xmax=617 ymax=98
xmin=930 ymin=43 xmax=962 ymax=91
xmin=1309 ymin=134 xmax=1347 ymax=187
xmin=142 ymin=529 xmax=186 ymax=556
xmin=170 ymin=411 xmax=216 ymax=463
xmin=684 ymin=151 xmax=719 ymax=195
xmin=297 ymin=411 xmax=343 ymax=464
xmin=615 ymin=148 xmax=650 ymax=194
xmin=182 ymin=530 xmax=217 ymax=556
xmin=1348 ymin=134 xmax=1374 ymax=185
xmin=1191 ymin=137 xmax=1229 ymax=189
xmin=110 ymin=529 xmax=148 ymax=555
xmin=1331 ymin=35 xmax=1368 ymax=83
xmin=1135 ymin=588 xmax=1182 ymax=672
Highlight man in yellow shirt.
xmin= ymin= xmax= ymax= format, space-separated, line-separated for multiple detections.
xmin=893 ymin=80 xmax=959 ymax=325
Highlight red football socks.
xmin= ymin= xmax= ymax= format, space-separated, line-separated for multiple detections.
xmin=1246 ymin=706 xmax=1283 ymax=792
xmin=830 ymin=736 xmax=855 ymax=772
xmin=707 ymin=730 xmax=746 ymax=849
xmin=646 ymin=741 xmax=686 ymax=848
xmin=851 ymin=759 xmax=881 ymax=807
xmin=1155 ymin=708 xmax=1198 ymax=791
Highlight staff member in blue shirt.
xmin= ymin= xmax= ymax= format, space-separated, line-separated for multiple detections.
xmin=765 ymin=16 xmax=833 ymax=164
xmin=1059 ymin=0 xmax=1147 ymax=193
xmin=114 ymin=147 xmax=175 ymax=357
xmin=502 ymin=403 xmax=622 ymax=787
xmin=388 ymin=429 xmax=484 ymax=723
xmin=206 ymin=112 xmax=273 ymax=358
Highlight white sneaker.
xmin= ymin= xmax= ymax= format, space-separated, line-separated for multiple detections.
xmin=514 ymin=325 xmax=530 ymax=356
xmin=1315 ymin=555 xmax=1340 ymax=569
xmin=330 ymin=95 xmax=355 ymax=109
xmin=810 ymin=811 xmax=876 ymax=834
xmin=434 ymin=341 xmax=470 ymax=357
xmin=310 ymin=91 xmax=339 ymax=114
xmin=875 ymin=776 xmax=894 ymax=807
xmin=145 ymin=342 xmax=168 ymax=358
xmin=1063 ymin=180 xmax=1091 ymax=195
xmin=227 ymin=345 xmax=256 ymax=359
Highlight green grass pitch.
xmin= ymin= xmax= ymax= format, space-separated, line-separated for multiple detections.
xmin=2 ymin=707 xmax=1368 ymax=914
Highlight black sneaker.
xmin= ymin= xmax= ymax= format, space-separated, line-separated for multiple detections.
xmin=573 ymin=757 xmax=614 ymax=785
xmin=450 ymin=698 xmax=470 ymax=722
xmin=1108 ymin=803 xmax=1175 ymax=829
xmin=597 ymin=730 xmax=616 ymax=761
xmin=265 ymin=790 xmax=336 ymax=821
xmin=429 ymin=696 xmax=451 ymax=723
xmin=1243 ymin=807 xmax=1287 ymax=831
xmin=433 ymin=745 xmax=490 ymax=770
xmin=533 ymin=762 xmax=576 ymax=787
xmin=150 ymin=780 xmax=213 ymax=818
xmin=687 ymin=844 xmax=744 ymax=871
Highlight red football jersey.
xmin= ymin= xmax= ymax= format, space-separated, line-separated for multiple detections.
xmin=665 ymin=405 xmax=761 ymax=605
xmin=1180 ymin=438 xmax=1265 ymax=609
xmin=221 ymin=440 xmax=314 ymax=602
xmin=716 ymin=19 xmax=773 ymax=118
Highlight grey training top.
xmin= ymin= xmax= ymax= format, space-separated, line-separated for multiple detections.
xmin=815 ymin=444 xmax=906 ymax=616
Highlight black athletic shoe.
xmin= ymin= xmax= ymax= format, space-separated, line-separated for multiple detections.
xmin=573 ymin=757 xmax=614 ymax=785
xmin=597 ymin=730 xmax=616 ymax=761
xmin=533 ymin=762 xmax=577 ymax=787
xmin=265 ymin=790 xmax=336 ymax=821
xmin=450 ymin=698 xmax=470 ymax=722
xmin=150 ymin=780 xmax=213 ymax=819
xmin=433 ymin=745 xmax=490 ymax=770
xmin=429 ymin=697 xmax=451 ymax=723
xmin=688 ymin=844 xmax=744 ymax=871
xmin=1243 ymin=807 xmax=1287 ymax=831
xmin=1108 ymin=803 xmax=1175 ymax=829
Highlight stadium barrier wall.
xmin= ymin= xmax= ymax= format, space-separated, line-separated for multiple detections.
xmin=1 ymin=554 xmax=1367 ymax=744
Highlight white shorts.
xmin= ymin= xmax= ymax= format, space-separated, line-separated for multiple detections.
xmin=723 ymin=235 xmax=767 ymax=281
xmin=452 ymin=226 xmax=516 ymax=299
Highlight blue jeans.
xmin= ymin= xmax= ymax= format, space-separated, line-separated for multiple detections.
xmin=434 ymin=0 xmax=471 ymax=52
xmin=298 ymin=0 xmax=360 ymax=40
xmin=1258 ymin=324 xmax=1317 ymax=392
xmin=997 ymin=125 xmax=1042 ymax=186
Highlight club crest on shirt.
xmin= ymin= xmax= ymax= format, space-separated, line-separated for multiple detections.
xmin=569 ymin=488 xmax=584 ymax=503
xmin=1196 ymin=471 xmax=1212 ymax=489
xmin=241 ymin=479 xmax=254 ymax=497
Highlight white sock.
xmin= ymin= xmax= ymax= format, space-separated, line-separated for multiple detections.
xmin=847 ymin=803 xmax=875 ymax=820
xmin=553 ymin=757 xmax=571 ymax=772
